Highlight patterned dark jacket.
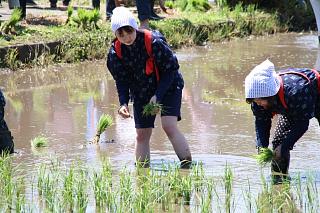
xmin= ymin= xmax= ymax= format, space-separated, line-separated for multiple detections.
xmin=251 ymin=68 xmax=320 ymax=148
xmin=0 ymin=90 xmax=9 ymax=131
xmin=107 ymin=30 xmax=184 ymax=106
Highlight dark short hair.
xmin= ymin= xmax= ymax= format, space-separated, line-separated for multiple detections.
xmin=246 ymin=96 xmax=274 ymax=104
xmin=246 ymin=98 xmax=255 ymax=104
xmin=117 ymin=26 xmax=135 ymax=34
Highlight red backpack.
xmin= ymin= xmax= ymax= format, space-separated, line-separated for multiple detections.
xmin=277 ymin=69 xmax=320 ymax=109
xmin=114 ymin=29 xmax=160 ymax=82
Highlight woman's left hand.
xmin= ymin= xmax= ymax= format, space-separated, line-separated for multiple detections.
xmin=149 ymin=95 xmax=157 ymax=104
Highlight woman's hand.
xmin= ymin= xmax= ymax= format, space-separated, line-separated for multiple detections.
xmin=118 ymin=104 xmax=131 ymax=119
xmin=149 ymin=95 xmax=157 ymax=104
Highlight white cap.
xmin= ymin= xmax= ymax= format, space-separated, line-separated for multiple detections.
xmin=245 ymin=59 xmax=280 ymax=99
xmin=111 ymin=7 xmax=138 ymax=32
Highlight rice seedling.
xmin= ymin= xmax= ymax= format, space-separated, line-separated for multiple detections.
xmin=224 ymin=165 xmax=234 ymax=213
xmin=180 ymin=176 xmax=192 ymax=204
xmin=31 ymin=136 xmax=48 ymax=148
xmin=93 ymin=160 xmax=113 ymax=208
xmin=74 ymin=170 xmax=88 ymax=213
xmin=192 ymin=161 xmax=205 ymax=191
xmin=199 ymin=191 xmax=211 ymax=213
xmin=165 ymin=1 xmax=174 ymax=9
xmin=91 ymin=114 xmax=113 ymax=144
xmin=254 ymin=147 xmax=274 ymax=166
xmin=142 ymin=103 xmax=163 ymax=116
xmin=242 ymin=179 xmax=253 ymax=212
xmin=0 ymin=8 xmax=22 ymax=35
xmin=62 ymin=165 xmax=75 ymax=210
xmin=0 ymin=154 xmax=15 ymax=209
xmin=4 ymin=48 xmax=21 ymax=71
xmin=71 ymin=8 xmax=101 ymax=30
xmin=119 ymin=168 xmax=133 ymax=204
xmin=66 ymin=6 xmax=74 ymax=24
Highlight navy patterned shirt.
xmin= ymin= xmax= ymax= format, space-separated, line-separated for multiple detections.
xmin=107 ymin=30 xmax=184 ymax=106
xmin=0 ymin=89 xmax=9 ymax=131
xmin=251 ymin=68 xmax=319 ymax=148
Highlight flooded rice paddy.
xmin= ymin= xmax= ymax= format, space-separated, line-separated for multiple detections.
xmin=0 ymin=33 xmax=320 ymax=212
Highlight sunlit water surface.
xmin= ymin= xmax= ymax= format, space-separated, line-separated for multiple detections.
xmin=1 ymin=33 xmax=320 ymax=212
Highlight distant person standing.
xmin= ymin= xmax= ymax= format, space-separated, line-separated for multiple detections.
xmin=50 ymin=0 xmax=70 ymax=8
xmin=310 ymin=0 xmax=320 ymax=42
xmin=135 ymin=0 xmax=151 ymax=28
xmin=136 ymin=0 xmax=164 ymax=28
xmin=150 ymin=0 xmax=164 ymax=20
xmin=18 ymin=0 xmax=26 ymax=18
xmin=0 ymin=90 xmax=14 ymax=155
xmin=105 ymin=0 xmax=120 ymax=20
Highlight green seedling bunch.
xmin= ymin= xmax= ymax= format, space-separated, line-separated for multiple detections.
xmin=0 ymin=8 xmax=22 ymax=35
xmin=254 ymin=148 xmax=274 ymax=166
xmin=92 ymin=114 xmax=113 ymax=144
xmin=31 ymin=136 xmax=48 ymax=148
xmin=142 ymin=103 xmax=163 ymax=116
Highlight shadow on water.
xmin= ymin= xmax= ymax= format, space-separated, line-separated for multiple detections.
xmin=0 ymin=33 xmax=320 ymax=211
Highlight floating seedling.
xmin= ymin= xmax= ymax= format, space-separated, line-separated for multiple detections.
xmin=254 ymin=148 xmax=274 ymax=166
xmin=31 ymin=136 xmax=48 ymax=148
xmin=142 ymin=103 xmax=163 ymax=116
xmin=92 ymin=114 xmax=113 ymax=144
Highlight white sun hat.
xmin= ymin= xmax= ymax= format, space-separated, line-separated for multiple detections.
xmin=111 ymin=7 xmax=138 ymax=32
xmin=245 ymin=59 xmax=280 ymax=99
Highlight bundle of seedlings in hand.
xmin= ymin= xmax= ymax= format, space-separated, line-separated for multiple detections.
xmin=142 ymin=103 xmax=163 ymax=116
xmin=31 ymin=136 xmax=48 ymax=148
xmin=92 ymin=114 xmax=113 ymax=144
xmin=254 ymin=147 xmax=275 ymax=166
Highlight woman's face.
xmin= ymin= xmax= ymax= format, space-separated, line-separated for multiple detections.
xmin=115 ymin=26 xmax=136 ymax=45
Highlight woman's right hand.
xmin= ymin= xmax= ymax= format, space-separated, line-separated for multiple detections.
xmin=118 ymin=104 xmax=131 ymax=119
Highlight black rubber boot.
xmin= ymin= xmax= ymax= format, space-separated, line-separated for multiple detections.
xmin=150 ymin=0 xmax=164 ymax=20
xmin=0 ymin=130 xmax=14 ymax=155
xmin=271 ymin=153 xmax=290 ymax=185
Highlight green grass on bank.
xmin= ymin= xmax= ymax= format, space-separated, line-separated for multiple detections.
xmin=0 ymin=4 xmax=283 ymax=69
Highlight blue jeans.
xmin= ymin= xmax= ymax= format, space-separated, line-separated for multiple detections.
xmin=106 ymin=0 xmax=116 ymax=17
xmin=136 ymin=0 xmax=151 ymax=21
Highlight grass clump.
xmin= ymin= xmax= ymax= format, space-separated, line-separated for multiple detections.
xmin=31 ymin=136 xmax=48 ymax=148
xmin=142 ymin=103 xmax=163 ymax=116
xmin=0 ymin=8 xmax=22 ymax=35
xmin=92 ymin=114 xmax=113 ymax=144
xmin=254 ymin=147 xmax=274 ymax=166
xmin=175 ymin=0 xmax=211 ymax=12
xmin=71 ymin=8 xmax=101 ymax=30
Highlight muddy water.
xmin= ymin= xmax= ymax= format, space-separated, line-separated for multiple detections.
xmin=1 ymin=33 xmax=320 ymax=206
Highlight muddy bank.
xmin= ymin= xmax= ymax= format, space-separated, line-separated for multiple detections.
xmin=0 ymin=4 xmax=282 ymax=69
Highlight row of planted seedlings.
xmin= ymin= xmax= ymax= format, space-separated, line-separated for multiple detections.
xmin=0 ymin=154 xmax=320 ymax=212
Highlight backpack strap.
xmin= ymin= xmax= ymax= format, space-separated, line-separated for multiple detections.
xmin=114 ymin=30 xmax=160 ymax=82
xmin=115 ymin=39 xmax=122 ymax=59
xmin=311 ymin=69 xmax=320 ymax=94
xmin=144 ymin=29 xmax=160 ymax=82
xmin=277 ymin=75 xmax=288 ymax=110
xmin=277 ymin=71 xmax=312 ymax=110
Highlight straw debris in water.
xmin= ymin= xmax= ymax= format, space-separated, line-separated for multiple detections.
xmin=31 ymin=136 xmax=48 ymax=148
